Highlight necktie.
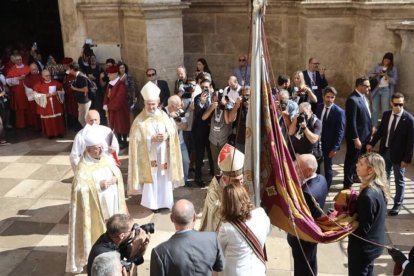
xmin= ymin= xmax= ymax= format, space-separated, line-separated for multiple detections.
xmin=389 ymin=114 xmax=398 ymax=142
xmin=322 ymin=107 xmax=329 ymax=124
xmin=312 ymin=72 xmax=316 ymax=85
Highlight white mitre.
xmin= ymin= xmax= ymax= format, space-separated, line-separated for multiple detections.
xmin=84 ymin=125 xmax=105 ymax=147
xmin=218 ymin=143 xmax=245 ymax=176
xmin=141 ymin=81 xmax=161 ymax=101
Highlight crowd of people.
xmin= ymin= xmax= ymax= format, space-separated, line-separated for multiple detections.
xmin=1 ymin=42 xmax=413 ymax=276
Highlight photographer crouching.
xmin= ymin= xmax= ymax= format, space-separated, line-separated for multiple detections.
xmin=87 ymin=214 xmax=152 ymax=276
xmin=288 ymin=102 xmax=323 ymax=168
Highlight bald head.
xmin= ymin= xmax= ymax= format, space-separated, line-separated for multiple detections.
xmin=85 ymin=110 xmax=100 ymax=126
xmin=170 ymin=199 xmax=195 ymax=229
xmin=296 ymin=154 xmax=318 ymax=180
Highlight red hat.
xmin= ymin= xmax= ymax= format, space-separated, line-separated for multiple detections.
xmin=106 ymin=65 xmax=119 ymax=74
xmin=61 ymin=57 xmax=73 ymax=65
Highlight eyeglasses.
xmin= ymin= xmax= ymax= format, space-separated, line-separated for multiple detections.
xmin=362 ymin=84 xmax=371 ymax=88
xmin=393 ymin=103 xmax=404 ymax=107
xmin=239 ymin=59 xmax=246 ymax=62
xmin=312 ymin=62 xmax=320 ymax=65
xmin=147 ymin=73 xmax=156 ymax=77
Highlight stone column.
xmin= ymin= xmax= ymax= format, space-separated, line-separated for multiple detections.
xmin=138 ymin=1 xmax=190 ymax=87
xmin=388 ymin=21 xmax=414 ymax=112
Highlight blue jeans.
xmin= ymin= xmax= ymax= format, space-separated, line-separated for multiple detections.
xmin=180 ymin=142 xmax=190 ymax=182
xmin=371 ymin=87 xmax=390 ymax=127
xmin=384 ymin=149 xmax=405 ymax=206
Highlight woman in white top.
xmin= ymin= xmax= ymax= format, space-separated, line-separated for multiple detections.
xmin=218 ymin=183 xmax=272 ymax=276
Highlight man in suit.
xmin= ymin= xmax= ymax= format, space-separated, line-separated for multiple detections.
xmin=302 ymin=57 xmax=328 ymax=110
xmin=315 ymin=86 xmax=345 ymax=188
xmin=388 ymin=246 xmax=414 ymax=276
xmin=146 ymin=68 xmax=170 ymax=108
xmin=366 ymin=92 xmax=414 ymax=215
xmin=150 ymin=199 xmax=224 ymax=276
xmin=343 ymin=77 xmax=372 ymax=189
xmin=287 ymin=154 xmax=328 ymax=276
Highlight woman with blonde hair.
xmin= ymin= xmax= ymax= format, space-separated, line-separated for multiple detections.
xmin=348 ymin=152 xmax=389 ymax=276
xmin=218 ymin=183 xmax=271 ymax=276
xmin=291 ymin=71 xmax=317 ymax=104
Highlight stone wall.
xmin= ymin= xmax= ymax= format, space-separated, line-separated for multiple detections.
xmin=58 ymin=0 xmax=188 ymax=89
xmin=58 ymin=0 xmax=414 ymax=110
xmin=183 ymin=0 xmax=414 ymax=109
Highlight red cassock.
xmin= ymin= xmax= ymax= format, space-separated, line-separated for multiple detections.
xmin=33 ymin=80 xmax=65 ymax=137
xmin=6 ymin=65 xmax=30 ymax=128
xmin=106 ymin=80 xmax=130 ymax=135
xmin=24 ymin=74 xmax=43 ymax=131
xmin=63 ymin=74 xmax=78 ymax=119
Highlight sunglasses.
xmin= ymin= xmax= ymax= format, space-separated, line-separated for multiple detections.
xmin=147 ymin=73 xmax=156 ymax=77
xmin=239 ymin=59 xmax=246 ymax=62
xmin=393 ymin=103 xmax=403 ymax=107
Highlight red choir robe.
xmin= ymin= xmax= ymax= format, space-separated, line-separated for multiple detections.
xmin=24 ymin=73 xmax=43 ymax=131
xmin=105 ymin=78 xmax=130 ymax=135
xmin=6 ymin=64 xmax=30 ymax=128
xmin=33 ymin=80 xmax=65 ymax=137
xmin=63 ymin=74 xmax=78 ymax=119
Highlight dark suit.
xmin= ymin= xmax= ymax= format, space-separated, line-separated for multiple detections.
xmin=343 ymin=91 xmax=372 ymax=188
xmin=368 ymin=110 xmax=414 ymax=206
xmin=150 ymin=230 xmax=224 ymax=276
xmin=156 ymin=80 xmax=170 ymax=107
xmin=348 ymin=186 xmax=386 ymax=276
xmin=287 ymin=174 xmax=328 ymax=276
xmin=316 ymin=103 xmax=345 ymax=188
xmin=302 ymin=70 xmax=328 ymax=110
xmin=403 ymin=262 xmax=414 ymax=276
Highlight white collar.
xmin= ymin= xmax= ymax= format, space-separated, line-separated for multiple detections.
xmin=303 ymin=174 xmax=317 ymax=184
xmin=392 ymin=109 xmax=403 ymax=116
xmin=109 ymin=77 xmax=120 ymax=86
xmin=16 ymin=64 xmax=24 ymax=69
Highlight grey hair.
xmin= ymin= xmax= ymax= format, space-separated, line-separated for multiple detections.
xmin=299 ymin=101 xmax=312 ymax=112
xmin=279 ymin=89 xmax=289 ymax=98
xmin=91 ymin=251 xmax=122 ymax=276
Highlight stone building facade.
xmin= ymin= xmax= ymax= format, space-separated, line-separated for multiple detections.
xmin=58 ymin=0 xmax=414 ymax=108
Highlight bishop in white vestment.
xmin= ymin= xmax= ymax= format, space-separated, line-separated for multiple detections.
xmin=128 ymin=81 xmax=184 ymax=212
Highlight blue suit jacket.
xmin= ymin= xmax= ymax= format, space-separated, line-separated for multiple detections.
xmin=316 ymin=103 xmax=345 ymax=153
xmin=302 ymin=174 xmax=328 ymax=219
xmin=369 ymin=110 xmax=414 ymax=164
xmin=345 ymin=91 xmax=372 ymax=143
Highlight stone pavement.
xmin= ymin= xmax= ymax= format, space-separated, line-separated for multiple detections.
xmin=0 ymin=129 xmax=413 ymax=276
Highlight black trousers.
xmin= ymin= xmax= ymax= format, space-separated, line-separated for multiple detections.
xmin=343 ymin=138 xmax=367 ymax=188
xmin=192 ymin=125 xmax=212 ymax=180
xmin=287 ymin=234 xmax=318 ymax=276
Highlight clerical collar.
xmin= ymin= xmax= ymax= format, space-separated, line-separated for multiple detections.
xmin=109 ymin=77 xmax=120 ymax=86
xmin=146 ymin=109 xmax=160 ymax=117
xmin=16 ymin=64 xmax=24 ymax=69
xmin=44 ymin=80 xmax=52 ymax=84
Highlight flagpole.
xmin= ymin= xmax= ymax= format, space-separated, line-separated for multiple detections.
xmin=250 ymin=0 xmax=265 ymax=207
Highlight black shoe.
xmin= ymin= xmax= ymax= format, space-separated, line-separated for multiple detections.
xmin=388 ymin=205 xmax=401 ymax=216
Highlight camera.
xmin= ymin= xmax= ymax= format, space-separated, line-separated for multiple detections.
xmin=242 ymin=95 xmax=250 ymax=103
xmin=119 ymin=223 xmax=154 ymax=272
xmin=280 ymin=99 xmax=288 ymax=111
xmin=173 ymin=109 xmax=186 ymax=122
xmin=179 ymin=83 xmax=195 ymax=98
xmin=297 ymin=112 xmax=308 ymax=125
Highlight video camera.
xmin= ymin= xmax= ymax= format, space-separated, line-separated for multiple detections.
xmin=119 ymin=223 xmax=154 ymax=272
xmin=279 ymin=99 xmax=288 ymax=111
xmin=297 ymin=112 xmax=308 ymax=125
xmin=178 ymin=82 xmax=195 ymax=99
